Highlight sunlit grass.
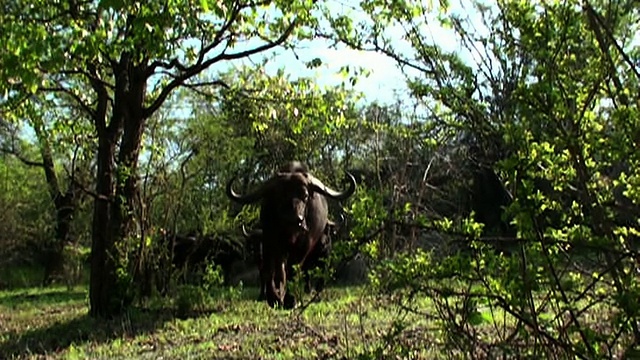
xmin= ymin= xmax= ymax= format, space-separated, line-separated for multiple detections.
xmin=2 ymin=277 xmax=618 ymax=359
xmin=0 ymin=283 xmax=442 ymax=359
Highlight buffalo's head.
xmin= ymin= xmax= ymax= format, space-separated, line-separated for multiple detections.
xmin=227 ymin=167 xmax=356 ymax=234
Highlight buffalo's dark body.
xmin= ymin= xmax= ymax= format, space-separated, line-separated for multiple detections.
xmin=243 ymin=220 xmax=337 ymax=301
xmin=227 ymin=161 xmax=356 ymax=308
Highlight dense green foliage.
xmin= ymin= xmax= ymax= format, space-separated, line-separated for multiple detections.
xmin=323 ymin=0 xmax=640 ymax=357
xmin=1 ymin=0 xmax=640 ymax=358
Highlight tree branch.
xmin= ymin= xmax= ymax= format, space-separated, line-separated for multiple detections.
xmin=195 ymin=2 xmax=244 ymax=67
xmin=69 ymin=172 xmax=113 ymax=202
xmin=316 ymin=31 xmax=435 ymax=76
xmin=0 ymin=146 xmax=44 ymax=167
xmin=87 ymin=63 xmax=110 ymax=135
xmin=182 ymin=79 xmax=230 ymax=97
xmin=38 ymin=66 xmax=114 ymax=91
xmin=33 ymin=124 xmax=62 ymax=202
xmin=583 ymin=1 xmax=640 ymax=81
xmin=39 ymin=85 xmax=96 ymax=118
xmin=145 ymin=2 xmax=243 ymax=77
xmin=144 ymin=19 xmax=299 ymax=119
xmin=583 ymin=2 xmax=631 ymax=106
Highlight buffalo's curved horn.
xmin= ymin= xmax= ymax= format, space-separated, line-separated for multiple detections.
xmin=241 ymin=224 xmax=263 ymax=238
xmin=308 ymin=172 xmax=357 ymax=200
xmin=339 ymin=213 xmax=346 ymax=224
xmin=241 ymin=224 xmax=251 ymax=238
xmin=226 ymin=175 xmax=273 ymax=205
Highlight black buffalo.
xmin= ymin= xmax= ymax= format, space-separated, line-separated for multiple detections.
xmin=227 ymin=161 xmax=356 ymax=308
xmin=242 ymin=220 xmax=337 ymax=301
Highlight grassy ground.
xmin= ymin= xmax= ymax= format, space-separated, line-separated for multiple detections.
xmin=3 ymin=267 xmax=622 ymax=359
xmin=0 ymin=267 xmax=46 ymax=290
xmin=0 ymin=284 xmax=440 ymax=360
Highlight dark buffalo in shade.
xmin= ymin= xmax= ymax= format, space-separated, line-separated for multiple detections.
xmin=241 ymin=225 xmax=266 ymax=300
xmin=161 ymin=229 xmax=244 ymax=285
xmin=227 ymin=161 xmax=356 ymax=308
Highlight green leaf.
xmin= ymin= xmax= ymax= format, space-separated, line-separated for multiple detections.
xmin=200 ymin=0 xmax=210 ymax=12
xmin=306 ymin=57 xmax=323 ymax=68
xmin=468 ymin=310 xmax=490 ymax=326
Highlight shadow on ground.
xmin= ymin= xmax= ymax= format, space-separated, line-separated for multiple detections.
xmin=0 ymin=307 xmax=182 ymax=359
xmin=0 ymin=288 xmax=87 ymax=307
xmin=0 ymin=285 xmax=268 ymax=359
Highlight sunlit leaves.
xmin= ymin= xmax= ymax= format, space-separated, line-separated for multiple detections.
xmin=0 ymin=0 xmax=323 ymax=113
xmin=199 ymin=0 xmax=210 ymax=12
xmin=348 ymin=188 xmax=386 ymax=240
xmin=214 ymin=66 xmax=362 ymax=165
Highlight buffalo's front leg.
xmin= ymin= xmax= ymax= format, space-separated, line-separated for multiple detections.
xmin=282 ymin=262 xmax=296 ymax=309
xmin=266 ymin=256 xmax=287 ymax=308
xmin=256 ymin=242 xmax=266 ymax=301
xmin=257 ymin=265 xmax=267 ymax=302
xmin=257 ymin=283 xmax=266 ymax=302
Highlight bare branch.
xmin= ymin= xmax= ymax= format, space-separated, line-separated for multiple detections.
xmin=316 ymin=31 xmax=435 ymax=76
xmin=144 ymin=19 xmax=299 ymax=118
xmin=70 ymin=173 xmax=113 ymax=202
xmin=39 ymin=66 xmax=114 ymax=90
xmin=147 ymin=58 xmax=190 ymax=74
xmin=583 ymin=1 xmax=634 ymax=106
xmin=195 ymin=2 xmax=244 ymax=67
xmin=146 ymin=3 xmax=243 ymax=77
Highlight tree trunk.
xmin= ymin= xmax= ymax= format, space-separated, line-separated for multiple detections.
xmin=88 ymin=127 xmax=143 ymax=317
xmin=89 ymin=59 xmax=147 ymax=318
xmin=116 ymin=67 xmax=147 ymax=301
xmin=89 ymin=136 xmax=120 ymax=318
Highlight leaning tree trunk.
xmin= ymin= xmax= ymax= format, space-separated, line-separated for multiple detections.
xmin=43 ymin=191 xmax=76 ymax=285
xmin=35 ymin=125 xmax=78 ymax=286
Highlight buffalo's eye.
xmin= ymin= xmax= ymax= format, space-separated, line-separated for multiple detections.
xmin=296 ymin=188 xmax=309 ymax=201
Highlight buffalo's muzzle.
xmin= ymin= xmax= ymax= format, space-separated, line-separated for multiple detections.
xmin=298 ymin=220 xmax=308 ymax=231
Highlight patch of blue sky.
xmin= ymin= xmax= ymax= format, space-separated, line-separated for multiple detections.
xmin=210 ymin=0 xmax=486 ymax=107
